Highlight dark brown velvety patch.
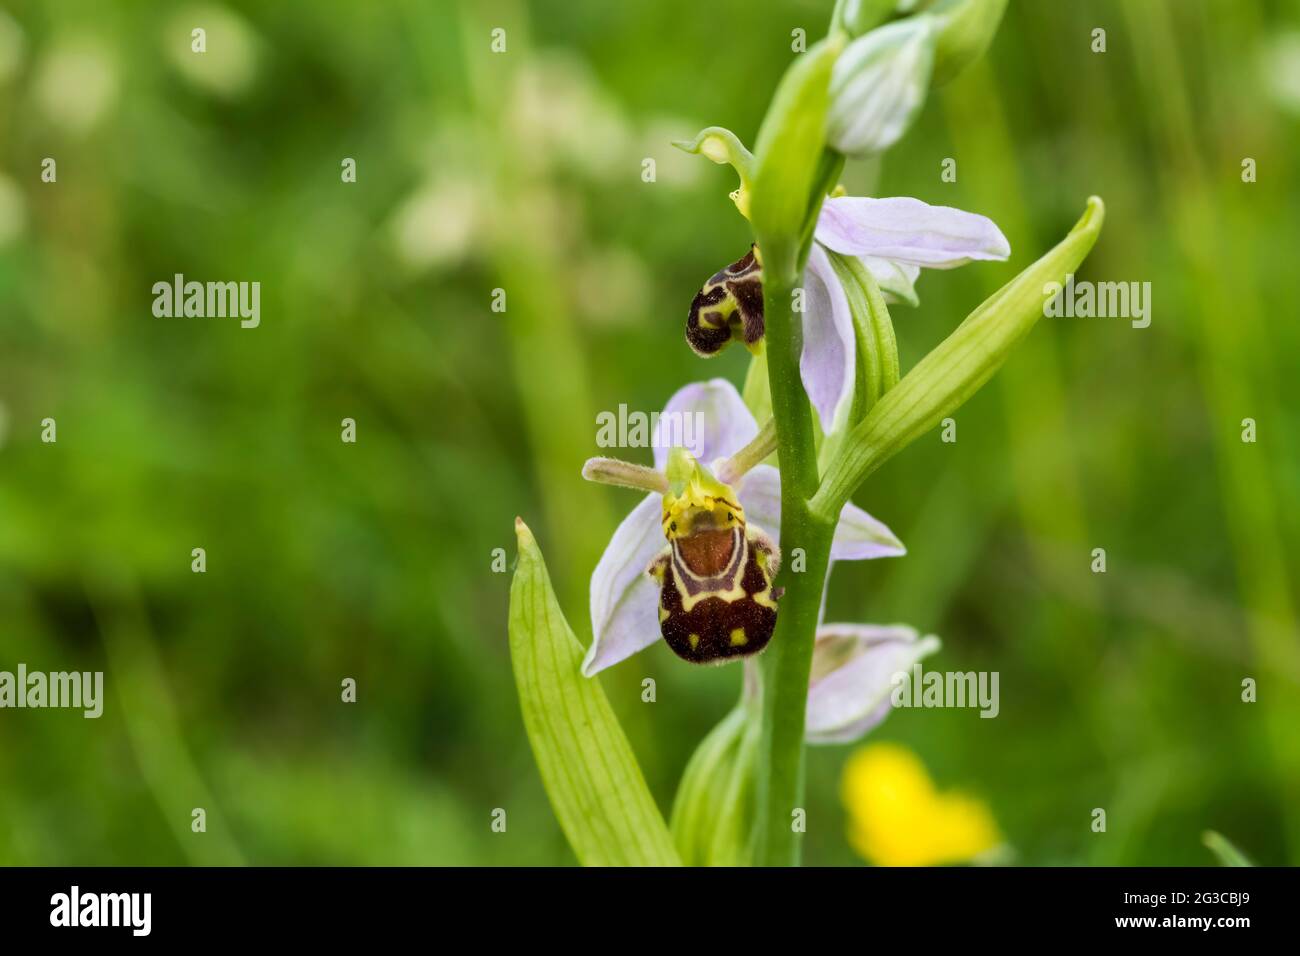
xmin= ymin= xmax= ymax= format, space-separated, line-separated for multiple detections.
xmin=658 ymin=549 xmax=779 ymax=664
xmin=686 ymin=286 xmax=731 ymax=355
xmin=727 ymin=275 xmax=765 ymax=344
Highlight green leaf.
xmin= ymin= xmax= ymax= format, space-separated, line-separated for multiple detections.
xmin=705 ymin=720 xmax=759 ymax=866
xmin=750 ymin=33 xmax=845 ymax=281
xmin=670 ymin=703 xmax=762 ymax=867
xmin=812 ymin=196 xmax=1105 ymax=519
xmin=1202 ymin=830 xmax=1254 ymax=867
xmin=742 ymin=349 xmax=774 ymax=426
xmin=508 ymin=519 xmax=681 ymax=866
xmin=670 ymin=707 xmax=746 ymax=865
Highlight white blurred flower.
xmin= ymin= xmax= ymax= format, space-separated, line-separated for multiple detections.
xmin=34 ymin=38 xmax=118 ymax=135
xmin=164 ymin=5 xmax=257 ymax=97
xmin=389 ymin=177 xmax=483 ymax=271
xmin=509 ymin=54 xmax=632 ymax=179
xmin=1261 ymin=31 xmax=1300 ymax=117
xmin=0 ymin=10 xmax=24 ymax=85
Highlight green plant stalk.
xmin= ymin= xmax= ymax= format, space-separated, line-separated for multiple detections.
xmin=752 ymin=518 xmax=834 ymax=866
xmin=752 ymin=268 xmax=838 ymax=867
xmin=746 ymin=36 xmax=843 ymax=867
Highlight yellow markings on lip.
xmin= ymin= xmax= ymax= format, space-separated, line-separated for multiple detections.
xmin=678 ymin=578 xmax=747 ymax=612
xmin=729 ymin=628 xmax=747 ymax=647
xmin=658 ymin=605 xmax=669 ymax=623
xmin=688 ymin=634 xmax=701 ymax=650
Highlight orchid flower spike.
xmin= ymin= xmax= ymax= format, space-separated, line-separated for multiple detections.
xmin=581 ymin=378 xmax=906 ymax=675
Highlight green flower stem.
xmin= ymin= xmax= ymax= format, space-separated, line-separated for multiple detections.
xmin=752 ymin=268 xmax=838 ymax=867
xmin=763 ymin=273 xmax=821 ymax=502
xmin=744 ymin=33 xmax=844 ymax=868
xmin=752 ymin=512 xmax=834 ymax=866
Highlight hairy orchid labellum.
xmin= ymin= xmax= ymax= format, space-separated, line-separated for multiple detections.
xmin=685 ymin=246 xmax=765 ymax=357
xmin=652 ymin=448 xmax=782 ymax=664
xmin=582 ymin=379 xmax=906 ymax=676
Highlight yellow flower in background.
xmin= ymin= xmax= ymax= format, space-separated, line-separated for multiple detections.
xmin=842 ymin=742 xmax=1002 ymax=867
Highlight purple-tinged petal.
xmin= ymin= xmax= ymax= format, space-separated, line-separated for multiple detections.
xmin=652 ymin=378 xmax=758 ymax=473
xmin=801 ymin=244 xmax=856 ymax=434
xmin=831 ymin=499 xmax=906 ymax=561
xmin=805 ymin=624 xmax=941 ymax=744
xmin=737 ymin=465 xmax=902 ymax=564
xmin=815 ymin=196 xmax=1010 ymax=269
xmin=733 ymin=464 xmax=782 ymax=546
xmin=584 ymin=493 xmax=666 ymax=676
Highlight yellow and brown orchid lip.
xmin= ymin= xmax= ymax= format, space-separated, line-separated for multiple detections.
xmin=580 ymin=380 xmax=907 ymax=677
xmin=685 ymin=245 xmax=764 ymax=357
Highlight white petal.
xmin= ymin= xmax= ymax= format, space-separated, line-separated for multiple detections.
xmin=861 ymin=255 xmax=920 ymax=307
xmin=815 ymin=196 xmax=1010 ymax=269
xmin=584 ymin=493 xmax=666 ymax=676
xmin=734 ymin=464 xmax=782 ymax=546
xmin=739 ymin=465 xmax=904 ymax=564
xmin=805 ymin=625 xmax=941 ymax=744
xmin=831 ymin=499 xmax=906 ymax=561
xmin=652 ymin=378 xmax=758 ymax=473
xmin=800 ymin=244 xmax=856 ymax=435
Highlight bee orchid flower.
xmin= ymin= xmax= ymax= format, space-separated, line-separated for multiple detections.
xmin=582 ymin=378 xmax=906 ymax=676
xmin=676 ymin=130 xmax=1010 ymax=433
xmin=687 ymin=194 xmax=1010 ymax=432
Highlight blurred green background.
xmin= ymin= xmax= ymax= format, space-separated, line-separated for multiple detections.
xmin=1 ymin=0 xmax=1297 ymax=866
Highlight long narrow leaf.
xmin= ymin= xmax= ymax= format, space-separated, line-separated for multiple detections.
xmin=509 ymin=519 xmax=681 ymax=866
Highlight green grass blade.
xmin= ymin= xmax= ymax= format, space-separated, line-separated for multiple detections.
xmin=1202 ymin=831 xmax=1254 ymax=867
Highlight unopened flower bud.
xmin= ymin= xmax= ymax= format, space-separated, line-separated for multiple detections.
xmin=826 ymin=16 xmax=936 ymax=158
